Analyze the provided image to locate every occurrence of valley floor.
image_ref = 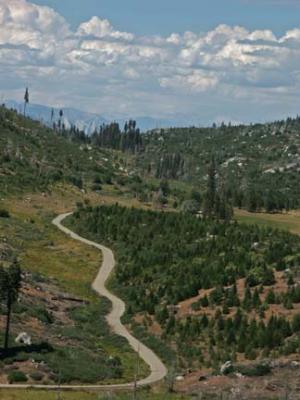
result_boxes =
[0,186,150,386]
[235,209,300,235]
[2,186,300,399]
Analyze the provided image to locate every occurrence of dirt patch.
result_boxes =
[176,361,300,399]
[134,313,163,336]
[177,270,300,322]
[0,272,87,384]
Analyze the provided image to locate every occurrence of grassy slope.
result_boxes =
[1,186,100,299]
[0,183,157,297]
[0,186,151,384]
[0,108,120,196]
[235,209,300,235]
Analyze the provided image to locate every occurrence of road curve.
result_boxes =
[0,212,167,391]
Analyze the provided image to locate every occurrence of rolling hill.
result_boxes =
[137,118,300,211]
[1,107,300,399]
[5,100,173,133]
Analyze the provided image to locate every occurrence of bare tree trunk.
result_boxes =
[4,296,11,352]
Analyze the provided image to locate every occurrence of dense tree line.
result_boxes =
[91,120,142,153]
[70,204,300,308]
[54,118,143,153]
[203,159,233,220]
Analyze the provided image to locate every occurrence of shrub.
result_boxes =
[181,199,200,214]
[191,301,201,311]
[292,314,300,332]
[31,306,54,324]
[0,209,10,218]
[91,183,102,192]
[13,353,29,362]
[3,358,14,365]
[236,363,271,377]
[68,175,83,189]
[93,176,102,184]
[103,174,113,184]
[7,371,28,383]
[49,170,63,182]
[29,371,44,381]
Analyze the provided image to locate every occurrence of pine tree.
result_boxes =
[252,288,261,309]
[24,87,29,116]
[222,303,229,315]
[204,158,217,218]
[201,314,209,328]
[58,109,63,130]
[201,295,209,307]
[266,289,276,304]
[292,314,300,333]
[242,286,252,311]
[0,260,22,352]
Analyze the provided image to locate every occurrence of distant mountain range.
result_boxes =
[5,100,174,133]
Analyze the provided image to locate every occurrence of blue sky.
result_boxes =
[33,0,300,37]
[1,0,300,125]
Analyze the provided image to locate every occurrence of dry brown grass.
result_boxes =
[235,209,300,235]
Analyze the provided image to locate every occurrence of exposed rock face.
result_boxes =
[15,332,32,346]
[220,361,233,375]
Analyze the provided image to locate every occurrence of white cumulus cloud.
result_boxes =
[1,0,300,123]
[78,16,134,41]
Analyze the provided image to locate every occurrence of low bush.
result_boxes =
[7,371,28,383]
[30,306,54,324]
[91,183,102,192]
[13,353,30,362]
[45,347,121,383]
[236,363,271,377]
[29,371,44,381]
[0,209,10,218]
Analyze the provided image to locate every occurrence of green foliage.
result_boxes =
[139,118,300,210]
[181,199,199,214]
[236,363,271,377]
[29,371,44,381]
[292,314,300,333]
[0,260,22,351]
[7,371,28,383]
[130,323,176,366]
[45,347,122,383]
[0,107,121,195]
[0,209,10,218]
[30,306,54,324]
[68,204,300,368]
[91,120,142,153]
[69,204,300,309]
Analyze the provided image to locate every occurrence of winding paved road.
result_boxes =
[0,212,167,390]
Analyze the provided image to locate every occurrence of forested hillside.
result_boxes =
[0,106,123,195]
[0,106,218,214]
[0,107,167,207]
[68,204,300,370]
[137,118,300,211]
[4,103,300,214]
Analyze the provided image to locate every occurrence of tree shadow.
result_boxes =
[0,342,54,360]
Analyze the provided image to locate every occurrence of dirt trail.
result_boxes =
[0,212,167,390]
[52,212,167,388]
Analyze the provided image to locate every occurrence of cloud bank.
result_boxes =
[1,0,300,123]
